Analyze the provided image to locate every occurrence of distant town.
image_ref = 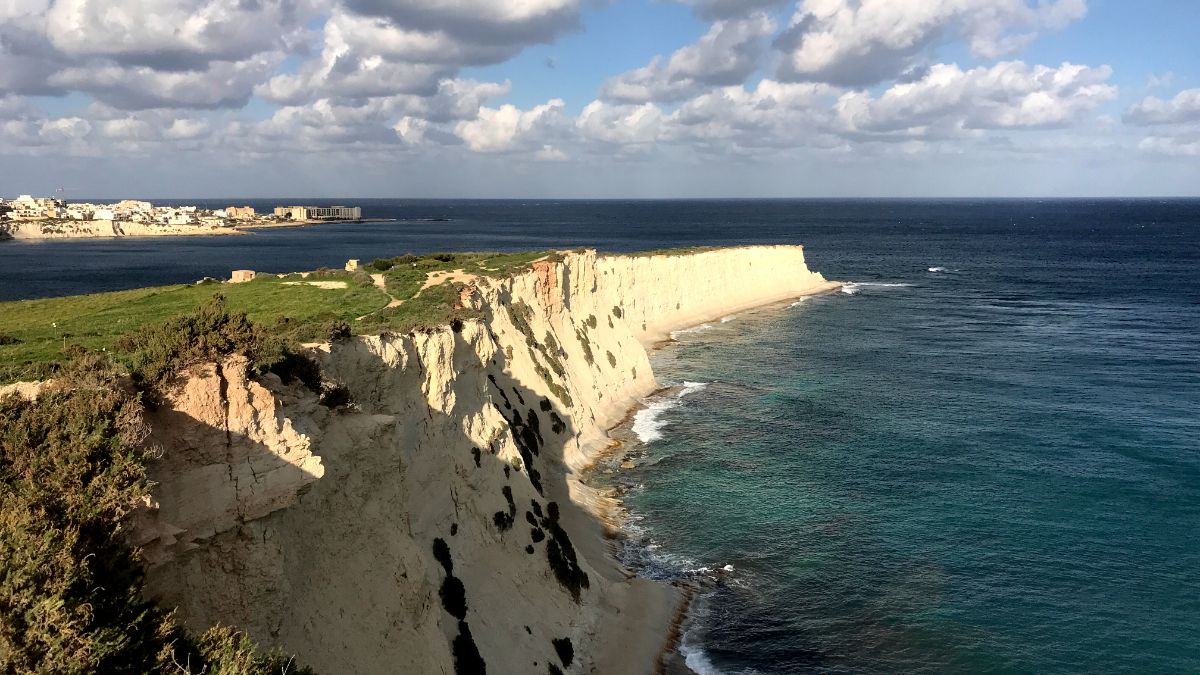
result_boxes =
[0,195,362,229]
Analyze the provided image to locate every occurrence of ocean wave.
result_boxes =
[842,281,912,295]
[670,323,714,338]
[681,642,726,675]
[720,315,736,323]
[631,382,708,444]
[928,266,947,272]
[790,298,809,307]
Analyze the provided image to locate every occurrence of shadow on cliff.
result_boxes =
[139,322,662,675]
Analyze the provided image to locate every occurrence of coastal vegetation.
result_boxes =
[0,348,313,673]
[0,251,555,385]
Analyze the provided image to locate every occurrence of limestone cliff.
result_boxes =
[132,246,836,674]
[0,220,239,239]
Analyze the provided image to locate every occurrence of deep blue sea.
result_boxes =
[2,199,1198,673]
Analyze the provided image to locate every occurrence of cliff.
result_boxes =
[129,246,837,673]
[0,220,240,239]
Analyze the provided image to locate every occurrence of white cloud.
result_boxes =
[836,61,1116,137]
[1124,89,1200,126]
[455,99,566,153]
[576,100,666,147]
[601,13,775,103]
[51,55,282,110]
[343,0,581,45]
[678,0,790,20]
[45,0,318,69]
[776,0,1088,86]
[1137,136,1200,157]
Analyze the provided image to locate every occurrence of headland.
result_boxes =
[0,246,838,673]
[0,195,391,240]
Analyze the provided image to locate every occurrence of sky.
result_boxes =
[1,0,1198,198]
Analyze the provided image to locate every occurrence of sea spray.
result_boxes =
[631,382,709,444]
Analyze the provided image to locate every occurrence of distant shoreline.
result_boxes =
[0,218,399,241]
[235,218,398,231]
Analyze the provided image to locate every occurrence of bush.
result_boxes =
[0,334,20,346]
[325,320,352,343]
[0,364,311,673]
[115,295,270,391]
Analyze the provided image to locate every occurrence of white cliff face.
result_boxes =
[1,220,239,239]
[134,246,836,674]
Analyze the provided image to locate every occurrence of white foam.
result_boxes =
[722,563,735,572]
[928,266,947,273]
[670,323,713,338]
[681,642,726,675]
[720,315,736,323]
[789,298,808,307]
[842,281,911,295]
[631,382,708,444]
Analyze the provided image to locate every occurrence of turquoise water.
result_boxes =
[5,199,1197,672]
[603,230,1199,673]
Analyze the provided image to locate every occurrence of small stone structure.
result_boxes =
[345,259,360,272]
[230,270,256,283]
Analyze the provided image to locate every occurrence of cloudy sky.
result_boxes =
[1,0,1197,197]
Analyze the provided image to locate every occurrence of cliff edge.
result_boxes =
[130,246,837,674]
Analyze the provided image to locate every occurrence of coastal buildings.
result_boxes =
[225,206,256,219]
[274,205,362,221]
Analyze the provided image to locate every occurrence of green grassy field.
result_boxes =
[0,251,557,384]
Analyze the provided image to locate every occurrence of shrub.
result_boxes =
[606,351,616,368]
[0,334,19,346]
[0,364,310,673]
[115,295,270,391]
[325,320,352,342]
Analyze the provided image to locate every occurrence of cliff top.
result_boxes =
[2,246,791,385]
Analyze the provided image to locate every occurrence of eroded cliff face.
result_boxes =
[134,246,836,674]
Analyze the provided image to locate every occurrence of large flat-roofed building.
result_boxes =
[225,206,256,219]
[273,205,361,221]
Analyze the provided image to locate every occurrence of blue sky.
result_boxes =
[1,0,1198,197]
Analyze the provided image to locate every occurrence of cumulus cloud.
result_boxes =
[776,0,1088,86]
[836,61,1116,137]
[601,13,775,103]
[343,0,582,46]
[666,79,841,149]
[44,0,318,70]
[52,55,282,110]
[455,99,566,153]
[1124,89,1200,126]
[1137,136,1200,157]
[576,101,665,147]
[677,0,790,20]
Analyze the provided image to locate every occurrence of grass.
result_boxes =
[0,252,561,384]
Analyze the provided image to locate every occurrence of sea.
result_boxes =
[2,199,1198,673]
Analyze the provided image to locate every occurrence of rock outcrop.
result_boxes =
[133,246,836,674]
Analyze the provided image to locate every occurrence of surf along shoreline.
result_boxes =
[578,284,844,673]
